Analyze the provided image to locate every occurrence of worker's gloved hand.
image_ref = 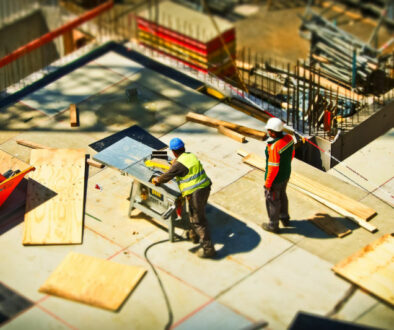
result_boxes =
[151,177,160,186]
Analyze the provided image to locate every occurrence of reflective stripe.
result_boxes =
[279,140,294,154]
[268,162,279,166]
[178,169,206,184]
[181,177,210,192]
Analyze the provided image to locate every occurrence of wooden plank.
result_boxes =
[239,151,376,220]
[332,234,394,306]
[16,139,104,169]
[294,186,377,233]
[39,252,146,311]
[186,112,267,140]
[217,125,246,143]
[69,104,79,127]
[308,213,352,238]
[237,150,377,232]
[290,172,376,221]
[23,149,86,245]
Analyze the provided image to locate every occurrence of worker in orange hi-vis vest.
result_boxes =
[261,118,295,233]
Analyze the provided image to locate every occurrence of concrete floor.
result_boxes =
[0,49,393,329]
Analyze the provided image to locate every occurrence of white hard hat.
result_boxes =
[265,118,284,132]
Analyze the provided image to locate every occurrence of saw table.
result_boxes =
[93,137,188,242]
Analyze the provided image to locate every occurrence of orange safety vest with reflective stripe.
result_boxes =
[265,134,295,188]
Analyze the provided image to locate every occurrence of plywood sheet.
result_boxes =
[39,252,146,311]
[308,213,351,238]
[23,149,86,245]
[332,234,394,306]
[0,150,30,173]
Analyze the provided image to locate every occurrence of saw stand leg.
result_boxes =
[169,212,175,242]
[128,180,139,217]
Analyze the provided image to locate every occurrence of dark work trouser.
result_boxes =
[264,180,290,228]
[187,185,213,250]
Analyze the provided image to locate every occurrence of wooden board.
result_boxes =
[187,112,267,140]
[217,125,246,143]
[23,149,86,245]
[290,171,376,221]
[294,186,377,233]
[69,104,79,127]
[238,150,377,232]
[16,139,104,169]
[308,213,352,238]
[39,252,146,311]
[332,234,394,306]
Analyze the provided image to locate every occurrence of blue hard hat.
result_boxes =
[169,138,184,150]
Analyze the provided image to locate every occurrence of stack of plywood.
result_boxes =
[137,1,236,77]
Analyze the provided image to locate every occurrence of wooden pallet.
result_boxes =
[333,234,394,306]
[39,252,146,311]
[23,149,86,245]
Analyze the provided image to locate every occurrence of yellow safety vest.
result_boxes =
[176,152,210,196]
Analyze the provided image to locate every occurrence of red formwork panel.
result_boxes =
[138,29,236,63]
[137,17,235,54]
[139,42,236,78]
[0,167,35,207]
[138,35,235,73]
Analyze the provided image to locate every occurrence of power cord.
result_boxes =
[144,239,173,330]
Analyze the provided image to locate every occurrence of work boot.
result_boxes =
[261,223,280,234]
[186,230,199,244]
[280,217,291,227]
[197,247,216,259]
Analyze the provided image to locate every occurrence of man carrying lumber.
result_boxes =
[262,118,295,233]
[152,138,216,258]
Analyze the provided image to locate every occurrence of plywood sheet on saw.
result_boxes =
[23,149,85,245]
[332,234,394,306]
[39,252,146,311]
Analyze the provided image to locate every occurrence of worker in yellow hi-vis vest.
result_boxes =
[152,138,216,258]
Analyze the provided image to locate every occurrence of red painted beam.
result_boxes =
[0,1,114,69]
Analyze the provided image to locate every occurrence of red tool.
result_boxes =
[0,167,35,207]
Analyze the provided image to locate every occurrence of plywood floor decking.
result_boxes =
[23,148,86,245]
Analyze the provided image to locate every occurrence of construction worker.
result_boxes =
[152,138,216,258]
[261,118,295,233]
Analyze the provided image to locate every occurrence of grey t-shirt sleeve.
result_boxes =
[156,160,188,184]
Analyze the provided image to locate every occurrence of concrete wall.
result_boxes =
[0,10,59,90]
[331,101,394,167]
[296,100,394,171]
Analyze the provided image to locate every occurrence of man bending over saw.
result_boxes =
[152,138,216,258]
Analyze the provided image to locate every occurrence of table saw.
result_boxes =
[93,137,188,242]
